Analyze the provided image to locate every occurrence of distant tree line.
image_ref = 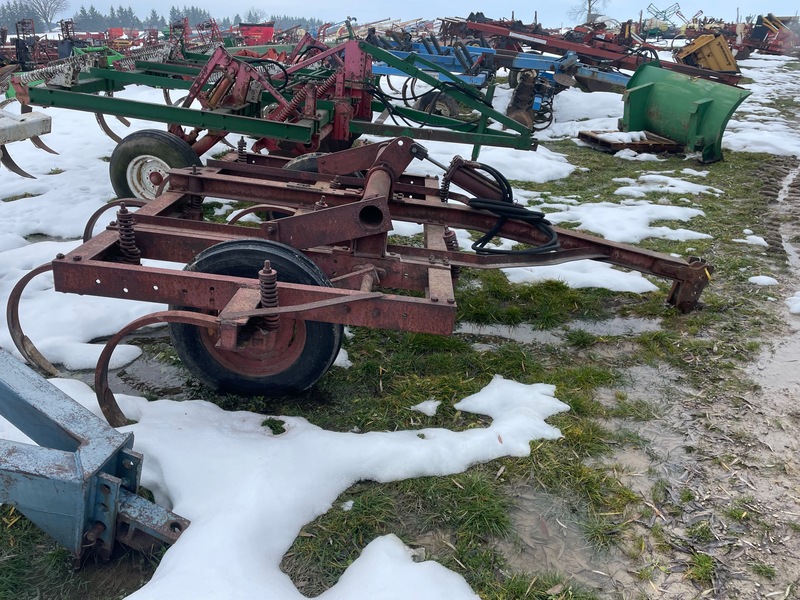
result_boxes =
[0,1,45,33]
[0,2,323,34]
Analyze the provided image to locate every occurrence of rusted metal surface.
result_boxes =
[8,136,713,416]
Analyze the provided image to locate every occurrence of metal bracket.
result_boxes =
[0,348,189,565]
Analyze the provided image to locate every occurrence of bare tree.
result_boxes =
[28,0,70,30]
[567,0,609,24]
[244,8,267,23]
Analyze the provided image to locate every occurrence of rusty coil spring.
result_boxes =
[270,72,337,122]
[258,261,280,330]
[116,204,141,264]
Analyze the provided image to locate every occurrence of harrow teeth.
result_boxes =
[0,144,35,178]
[30,135,58,154]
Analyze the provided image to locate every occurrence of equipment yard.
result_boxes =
[1,13,800,600]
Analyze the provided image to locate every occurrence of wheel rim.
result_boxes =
[433,99,455,116]
[169,239,343,395]
[126,153,171,200]
[197,316,308,378]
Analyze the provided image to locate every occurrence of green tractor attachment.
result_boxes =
[621,61,751,163]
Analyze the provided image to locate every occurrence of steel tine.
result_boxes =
[30,136,58,154]
[0,145,35,178]
[95,112,123,143]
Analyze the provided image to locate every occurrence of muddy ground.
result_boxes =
[495,161,800,599]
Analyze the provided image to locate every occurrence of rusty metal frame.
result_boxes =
[8,137,712,424]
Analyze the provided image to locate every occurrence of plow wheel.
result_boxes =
[412,91,461,118]
[169,240,343,396]
[109,129,202,200]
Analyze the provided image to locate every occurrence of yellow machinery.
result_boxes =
[674,33,739,73]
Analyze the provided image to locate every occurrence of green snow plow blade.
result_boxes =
[621,61,751,163]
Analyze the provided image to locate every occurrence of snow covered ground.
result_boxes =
[1,51,799,598]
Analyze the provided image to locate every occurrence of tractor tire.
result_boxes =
[169,239,343,396]
[110,129,201,200]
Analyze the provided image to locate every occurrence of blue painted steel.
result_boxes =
[0,348,188,561]
[382,42,630,90]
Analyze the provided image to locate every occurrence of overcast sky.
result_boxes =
[65,1,799,29]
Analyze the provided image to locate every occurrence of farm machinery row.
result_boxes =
[3,26,630,183]
[3,37,555,188]
[437,12,742,86]
[0,26,727,567]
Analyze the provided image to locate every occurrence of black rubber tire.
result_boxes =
[169,239,343,396]
[508,69,520,89]
[109,129,201,200]
[412,92,461,118]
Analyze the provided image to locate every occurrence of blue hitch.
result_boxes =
[0,348,189,565]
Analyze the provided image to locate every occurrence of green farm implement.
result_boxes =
[7,40,537,198]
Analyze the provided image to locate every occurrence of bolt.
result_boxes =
[72,255,82,261]
[122,458,135,469]
[56,253,65,259]
[83,522,106,544]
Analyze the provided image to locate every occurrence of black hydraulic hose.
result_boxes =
[250,59,289,91]
[464,162,560,255]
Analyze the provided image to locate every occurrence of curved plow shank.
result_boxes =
[1,106,55,174]
[18,106,59,154]
[0,144,35,178]
[29,136,58,154]
[95,111,124,143]
[95,310,221,427]
[6,263,60,376]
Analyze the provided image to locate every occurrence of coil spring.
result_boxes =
[18,54,94,84]
[258,261,280,331]
[182,195,203,220]
[270,72,337,122]
[237,137,247,162]
[114,43,175,71]
[116,204,141,264]
[443,228,461,279]
[439,174,451,202]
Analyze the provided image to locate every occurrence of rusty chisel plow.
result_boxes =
[8,137,712,427]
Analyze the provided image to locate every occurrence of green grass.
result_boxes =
[2,192,40,202]
[751,562,777,579]
[686,552,715,585]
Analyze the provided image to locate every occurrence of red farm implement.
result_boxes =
[8,137,713,426]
